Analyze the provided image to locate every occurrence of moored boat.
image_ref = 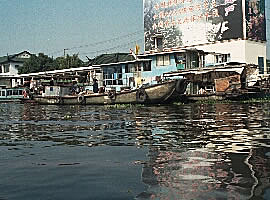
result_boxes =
[32,79,187,105]
[0,86,30,103]
[166,63,270,103]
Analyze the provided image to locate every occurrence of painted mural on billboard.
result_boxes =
[246,0,266,41]
[144,0,244,51]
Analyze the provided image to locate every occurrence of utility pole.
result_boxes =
[64,48,70,57]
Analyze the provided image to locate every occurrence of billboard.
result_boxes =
[144,0,244,51]
[246,0,266,41]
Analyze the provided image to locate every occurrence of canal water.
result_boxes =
[0,103,270,200]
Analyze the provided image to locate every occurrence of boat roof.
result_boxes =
[16,66,101,78]
[14,53,151,79]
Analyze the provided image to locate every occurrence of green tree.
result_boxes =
[19,53,84,74]
[18,53,53,74]
[53,54,84,70]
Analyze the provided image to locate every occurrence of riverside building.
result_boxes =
[144,0,268,75]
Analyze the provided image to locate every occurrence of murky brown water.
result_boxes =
[0,103,270,199]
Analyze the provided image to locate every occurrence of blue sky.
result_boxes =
[0,0,144,59]
[0,0,269,60]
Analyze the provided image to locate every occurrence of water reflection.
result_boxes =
[139,146,270,200]
[0,103,270,199]
[134,103,270,200]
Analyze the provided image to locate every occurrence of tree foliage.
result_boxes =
[18,53,84,74]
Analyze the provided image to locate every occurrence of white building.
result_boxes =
[144,0,268,75]
[194,39,267,74]
[0,51,31,87]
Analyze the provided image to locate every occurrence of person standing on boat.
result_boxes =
[93,78,99,93]
[50,78,54,86]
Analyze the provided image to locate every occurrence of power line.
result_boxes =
[48,30,143,57]
[69,30,143,51]
[80,39,143,57]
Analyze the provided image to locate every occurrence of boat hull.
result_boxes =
[0,98,23,103]
[182,89,270,103]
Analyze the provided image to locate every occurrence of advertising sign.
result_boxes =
[144,0,244,51]
[246,0,266,41]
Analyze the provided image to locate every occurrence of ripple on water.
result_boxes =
[1,103,270,199]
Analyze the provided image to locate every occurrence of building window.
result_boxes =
[258,57,264,74]
[4,64,9,73]
[143,61,151,71]
[103,66,123,86]
[0,65,2,73]
[157,55,170,66]
[134,62,142,72]
[106,80,112,85]
[7,90,12,96]
[125,64,136,73]
[125,64,129,73]
[13,90,19,95]
[267,60,270,74]
[215,54,230,63]
[175,53,186,70]
[1,91,5,96]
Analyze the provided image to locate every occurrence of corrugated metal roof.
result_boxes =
[88,53,135,66]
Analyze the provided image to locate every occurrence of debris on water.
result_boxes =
[34,163,47,166]
[133,160,146,165]
[58,163,80,166]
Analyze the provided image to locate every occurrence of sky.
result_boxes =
[0,0,144,60]
[0,0,269,60]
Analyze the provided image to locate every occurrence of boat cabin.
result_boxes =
[42,86,71,97]
[164,63,259,100]
[0,86,26,102]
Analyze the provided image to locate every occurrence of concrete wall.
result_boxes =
[194,39,267,73]
[245,40,267,73]
[195,40,246,63]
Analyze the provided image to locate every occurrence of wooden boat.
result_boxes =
[32,79,187,105]
[182,85,270,103]
[175,64,270,103]
[0,87,30,103]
